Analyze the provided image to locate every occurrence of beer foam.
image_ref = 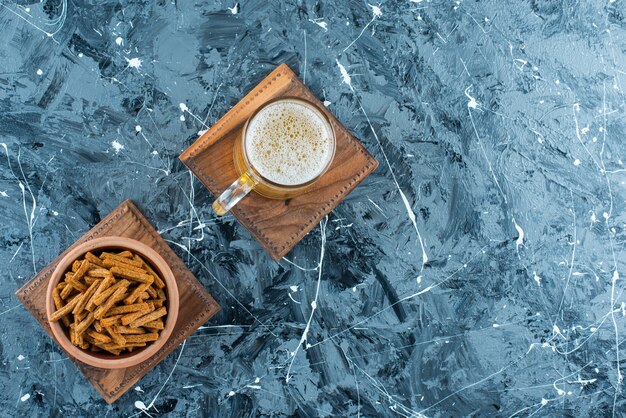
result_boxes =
[245,100,333,186]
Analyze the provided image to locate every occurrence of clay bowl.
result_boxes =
[45,236,179,369]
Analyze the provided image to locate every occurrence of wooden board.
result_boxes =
[179,63,379,260]
[15,200,221,404]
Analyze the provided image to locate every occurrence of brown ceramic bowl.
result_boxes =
[45,236,179,369]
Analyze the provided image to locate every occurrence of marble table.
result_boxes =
[1,0,625,416]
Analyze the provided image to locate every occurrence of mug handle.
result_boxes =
[212,173,256,216]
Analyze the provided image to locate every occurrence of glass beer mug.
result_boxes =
[213,97,336,215]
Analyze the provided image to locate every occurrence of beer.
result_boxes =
[214,97,336,215]
[245,99,334,186]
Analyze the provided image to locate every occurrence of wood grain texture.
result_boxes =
[15,200,221,404]
[179,63,379,260]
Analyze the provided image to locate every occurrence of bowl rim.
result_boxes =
[45,236,179,369]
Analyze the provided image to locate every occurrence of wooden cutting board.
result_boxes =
[15,200,221,404]
[180,63,379,260]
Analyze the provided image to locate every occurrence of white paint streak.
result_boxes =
[0,305,19,317]
[556,190,577,318]
[282,257,319,272]
[180,102,210,132]
[308,18,328,31]
[286,217,327,383]
[399,189,429,269]
[9,242,23,263]
[464,86,479,109]
[3,144,37,272]
[302,29,307,84]
[287,292,301,305]
[369,4,382,17]
[342,5,381,53]
[466,87,507,204]
[111,140,124,153]
[572,104,602,171]
[610,270,622,386]
[336,60,352,87]
[126,57,142,69]
[0,0,67,39]
[337,61,428,271]
[512,217,524,253]
[367,197,386,217]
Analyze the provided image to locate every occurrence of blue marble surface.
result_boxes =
[1,0,626,416]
